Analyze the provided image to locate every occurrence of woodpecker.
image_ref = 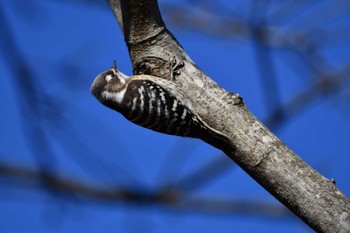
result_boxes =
[91,60,231,150]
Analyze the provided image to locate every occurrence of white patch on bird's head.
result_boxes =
[116,72,127,84]
[107,68,130,85]
[117,71,129,80]
[105,74,113,82]
[101,65,130,83]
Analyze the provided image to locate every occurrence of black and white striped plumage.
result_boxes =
[91,63,230,148]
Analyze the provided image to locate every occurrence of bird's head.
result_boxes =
[91,61,129,105]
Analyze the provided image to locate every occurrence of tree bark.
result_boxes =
[107,0,350,232]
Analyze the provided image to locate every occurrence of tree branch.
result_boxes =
[0,162,290,218]
[107,1,350,232]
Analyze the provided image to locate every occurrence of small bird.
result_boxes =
[91,60,232,151]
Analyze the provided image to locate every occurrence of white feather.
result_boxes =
[105,74,113,82]
[101,89,126,104]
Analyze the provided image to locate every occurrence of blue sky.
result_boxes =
[1,1,349,233]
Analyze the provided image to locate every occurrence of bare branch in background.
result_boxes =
[0,162,291,218]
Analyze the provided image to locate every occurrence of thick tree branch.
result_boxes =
[107,1,350,232]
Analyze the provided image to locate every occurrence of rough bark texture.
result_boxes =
[108,0,350,232]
